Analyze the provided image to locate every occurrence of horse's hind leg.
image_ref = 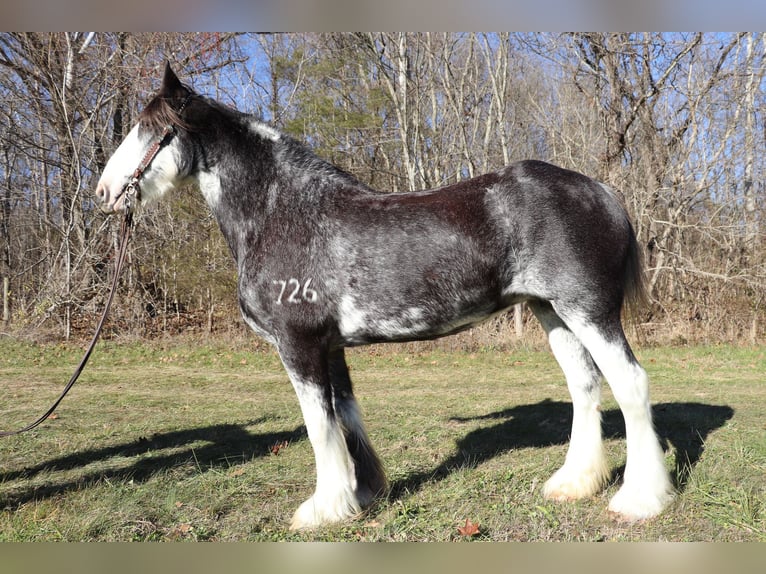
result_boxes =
[529,301,610,501]
[278,342,362,530]
[328,349,387,507]
[557,307,675,520]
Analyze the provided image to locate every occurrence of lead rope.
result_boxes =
[0,209,133,437]
[1,92,190,437]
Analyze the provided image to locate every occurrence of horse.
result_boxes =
[96,64,674,529]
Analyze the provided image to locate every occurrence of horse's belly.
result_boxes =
[337,294,502,345]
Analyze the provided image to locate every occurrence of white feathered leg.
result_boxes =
[531,303,610,501]
[281,357,362,530]
[568,319,675,520]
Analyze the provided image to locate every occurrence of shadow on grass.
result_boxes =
[388,399,734,501]
[1,400,733,512]
[0,417,307,509]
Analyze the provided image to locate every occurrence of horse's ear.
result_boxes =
[160,62,183,96]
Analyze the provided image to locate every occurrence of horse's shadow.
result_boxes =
[0,417,307,509]
[388,399,735,501]
[1,400,733,511]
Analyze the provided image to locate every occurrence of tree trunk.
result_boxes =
[2,276,9,325]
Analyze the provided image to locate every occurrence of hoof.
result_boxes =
[288,493,361,530]
[543,462,610,501]
[607,484,675,521]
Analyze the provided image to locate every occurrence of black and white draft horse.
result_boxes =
[96,65,674,529]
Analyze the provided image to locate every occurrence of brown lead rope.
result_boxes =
[0,210,133,437]
[1,96,186,437]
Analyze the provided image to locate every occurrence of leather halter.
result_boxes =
[113,92,192,213]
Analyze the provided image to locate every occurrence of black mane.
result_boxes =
[139,81,195,132]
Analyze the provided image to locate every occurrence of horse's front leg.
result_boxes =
[328,349,387,507]
[279,342,362,530]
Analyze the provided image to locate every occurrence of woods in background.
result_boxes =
[1,33,763,344]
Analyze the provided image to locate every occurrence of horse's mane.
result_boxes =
[139,82,195,132]
[276,135,370,189]
[141,83,369,191]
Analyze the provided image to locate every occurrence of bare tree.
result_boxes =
[1,32,762,343]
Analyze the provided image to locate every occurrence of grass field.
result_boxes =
[0,337,763,541]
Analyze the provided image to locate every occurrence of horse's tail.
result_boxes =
[622,219,649,323]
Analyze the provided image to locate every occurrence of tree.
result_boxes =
[1,33,762,343]
[0,32,245,337]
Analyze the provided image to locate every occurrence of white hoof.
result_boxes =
[289,492,362,530]
[543,460,610,501]
[607,483,675,521]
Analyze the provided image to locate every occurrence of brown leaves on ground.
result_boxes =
[270,440,288,455]
[167,523,193,540]
[457,518,481,537]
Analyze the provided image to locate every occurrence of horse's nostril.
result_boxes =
[96,183,105,201]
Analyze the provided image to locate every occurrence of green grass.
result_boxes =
[0,338,763,541]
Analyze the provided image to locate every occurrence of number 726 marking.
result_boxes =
[273,278,318,304]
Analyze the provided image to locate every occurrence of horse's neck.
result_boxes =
[194,141,311,262]
[195,127,370,263]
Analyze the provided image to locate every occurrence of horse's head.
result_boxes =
[96,63,195,213]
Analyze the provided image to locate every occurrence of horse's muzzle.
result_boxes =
[95,180,126,213]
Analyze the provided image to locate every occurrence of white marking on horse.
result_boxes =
[531,303,609,501]
[96,125,142,209]
[96,124,185,210]
[338,296,432,340]
[250,120,281,142]
[338,295,368,338]
[198,169,222,209]
[374,307,429,338]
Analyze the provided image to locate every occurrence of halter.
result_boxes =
[113,92,192,214]
[0,92,192,437]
